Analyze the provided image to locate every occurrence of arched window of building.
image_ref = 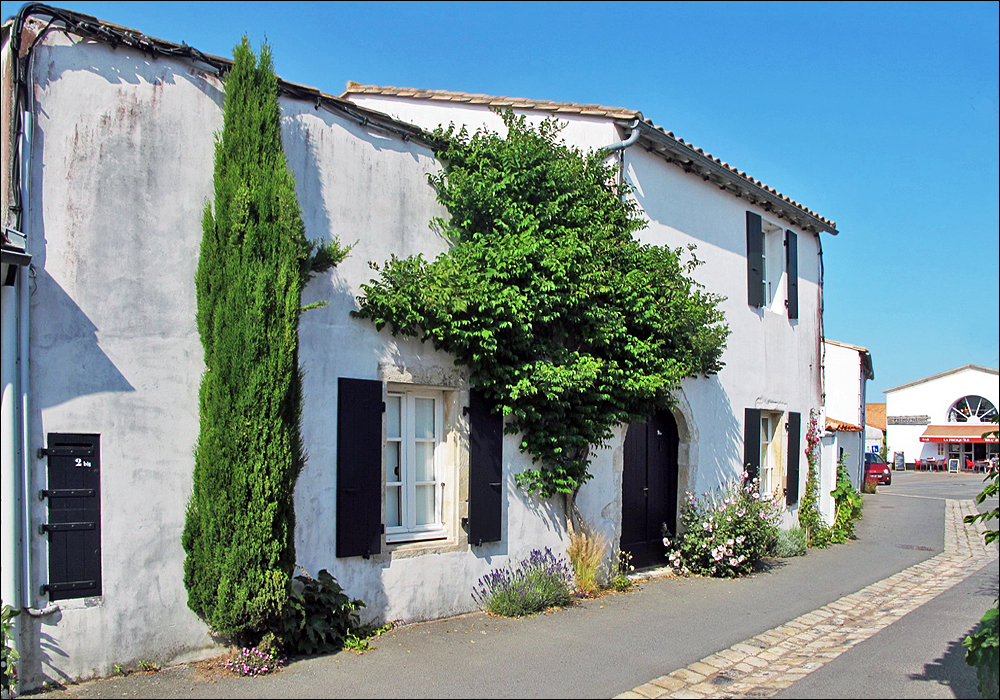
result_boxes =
[947,395,997,423]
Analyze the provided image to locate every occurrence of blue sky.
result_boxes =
[3,1,998,396]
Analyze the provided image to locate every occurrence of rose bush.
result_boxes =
[663,475,782,577]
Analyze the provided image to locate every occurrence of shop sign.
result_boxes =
[888,415,931,425]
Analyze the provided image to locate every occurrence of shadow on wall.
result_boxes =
[30,269,136,409]
[20,608,69,691]
[36,39,225,107]
[680,374,743,495]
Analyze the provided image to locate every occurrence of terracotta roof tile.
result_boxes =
[827,417,863,432]
[342,83,837,232]
[866,403,887,431]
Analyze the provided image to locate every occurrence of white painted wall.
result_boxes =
[349,93,827,517]
[10,26,830,690]
[885,366,999,466]
[10,29,624,689]
[824,342,864,426]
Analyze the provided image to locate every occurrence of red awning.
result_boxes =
[919,425,999,443]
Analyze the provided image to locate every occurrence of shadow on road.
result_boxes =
[907,623,983,699]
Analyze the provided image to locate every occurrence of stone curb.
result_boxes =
[613,499,997,699]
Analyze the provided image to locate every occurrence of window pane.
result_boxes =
[415,484,435,526]
[387,395,401,439]
[414,398,435,439]
[415,442,435,482]
[386,485,401,528]
[386,442,400,481]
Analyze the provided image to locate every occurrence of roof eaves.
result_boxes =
[884,364,1000,394]
[338,84,837,233]
[10,5,444,152]
[633,121,838,235]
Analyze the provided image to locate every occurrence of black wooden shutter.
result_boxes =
[743,408,761,483]
[41,433,101,600]
[337,377,383,558]
[786,411,801,506]
[468,388,503,545]
[746,212,765,308]
[785,230,799,320]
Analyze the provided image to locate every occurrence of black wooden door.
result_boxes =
[621,410,679,569]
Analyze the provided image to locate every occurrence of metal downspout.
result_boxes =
[600,119,641,197]
[601,119,641,153]
[17,27,57,623]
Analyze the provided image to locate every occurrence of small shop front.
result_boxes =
[918,424,999,471]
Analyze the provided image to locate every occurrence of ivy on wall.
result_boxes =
[355,110,728,525]
[182,38,348,643]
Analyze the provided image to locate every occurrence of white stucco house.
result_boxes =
[821,339,874,489]
[865,403,886,457]
[884,365,999,470]
[2,6,840,691]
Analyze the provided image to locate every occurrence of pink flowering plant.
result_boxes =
[662,474,782,577]
[224,646,284,677]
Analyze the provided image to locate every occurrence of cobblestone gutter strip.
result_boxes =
[615,499,997,700]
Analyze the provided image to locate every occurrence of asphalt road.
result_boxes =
[25,470,999,699]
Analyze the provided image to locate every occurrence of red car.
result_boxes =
[865,453,892,485]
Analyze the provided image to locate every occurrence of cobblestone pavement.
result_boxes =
[614,499,998,700]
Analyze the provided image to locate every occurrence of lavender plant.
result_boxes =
[472,548,573,617]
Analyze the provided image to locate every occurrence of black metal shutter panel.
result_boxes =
[786,411,801,506]
[468,388,503,545]
[44,433,101,600]
[743,409,761,483]
[785,230,799,320]
[336,377,383,558]
[746,212,765,308]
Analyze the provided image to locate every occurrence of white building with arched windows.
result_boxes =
[884,365,999,470]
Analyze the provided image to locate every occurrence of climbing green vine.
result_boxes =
[354,110,729,524]
[799,408,831,546]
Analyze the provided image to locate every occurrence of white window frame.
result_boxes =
[385,388,447,543]
[759,414,775,496]
[761,219,784,308]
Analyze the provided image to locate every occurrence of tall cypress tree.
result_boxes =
[182,37,346,642]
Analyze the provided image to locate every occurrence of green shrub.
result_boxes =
[282,569,365,655]
[354,109,729,522]
[772,527,808,558]
[1,603,19,694]
[829,454,863,543]
[663,476,781,577]
[964,460,999,699]
[181,37,347,644]
[472,548,573,617]
[607,550,635,592]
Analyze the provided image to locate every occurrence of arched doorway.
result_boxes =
[621,410,679,569]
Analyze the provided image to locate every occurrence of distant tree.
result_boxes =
[182,37,348,643]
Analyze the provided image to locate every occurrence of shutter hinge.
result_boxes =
[39,521,96,535]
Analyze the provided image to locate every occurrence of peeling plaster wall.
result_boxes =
[21,33,224,689]
[16,31,615,689]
